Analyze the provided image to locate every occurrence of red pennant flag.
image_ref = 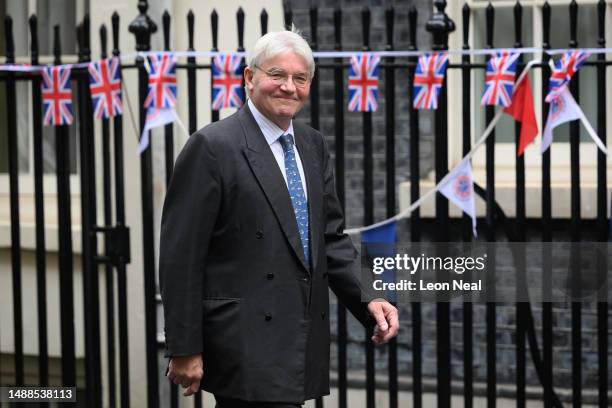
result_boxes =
[503,75,538,156]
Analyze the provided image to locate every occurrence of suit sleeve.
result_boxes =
[321,135,376,328]
[159,131,221,357]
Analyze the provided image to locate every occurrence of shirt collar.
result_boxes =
[248,99,294,146]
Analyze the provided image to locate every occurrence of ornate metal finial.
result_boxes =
[100,25,108,59]
[187,10,195,50]
[4,16,14,62]
[29,15,39,63]
[283,2,292,30]
[260,9,268,36]
[236,7,245,51]
[408,6,417,50]
[162,10,170,50]
[425,0,456,50]
[211,9,218,51]
[128,0,157,52]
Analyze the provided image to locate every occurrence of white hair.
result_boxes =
[247,27,315,79]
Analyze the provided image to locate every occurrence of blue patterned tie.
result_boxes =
[278,134,310,265]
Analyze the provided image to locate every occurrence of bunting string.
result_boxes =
[344,60,539,235]
[1,47,611,73]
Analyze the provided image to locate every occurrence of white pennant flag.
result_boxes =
[541,87,608,155]
[541,87,581,153]
[139,107,187,154]
[439,159,477,237]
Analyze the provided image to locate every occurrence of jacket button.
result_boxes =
[321,312,326,320]
[322,272,328,279]
[265,313,272,321]
[300,276,309,282]
[255,230,264,239]
[267,273,274,280]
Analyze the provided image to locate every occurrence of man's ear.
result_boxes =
[244,66,254,92]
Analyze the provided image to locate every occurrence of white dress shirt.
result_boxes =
[248,99,308,200]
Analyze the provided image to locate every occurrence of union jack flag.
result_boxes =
[41,66,73,126]
[88,57,122,119]
[144,53,177,109]
[212,53,244,109]
[348,53,380,112]
[481,52,519,107]
[545,50,590,102]
[412,52,449,110]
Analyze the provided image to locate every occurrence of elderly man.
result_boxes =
[159,29,399,408]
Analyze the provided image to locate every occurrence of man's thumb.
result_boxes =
[373,310,388,331]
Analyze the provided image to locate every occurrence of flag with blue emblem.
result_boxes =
[348,53,380,112]
[212,53,244,109]
[439,160,477,237]
[481,51,519,107]
[412,52,449,110]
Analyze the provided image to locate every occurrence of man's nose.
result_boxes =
[280,77,297,93]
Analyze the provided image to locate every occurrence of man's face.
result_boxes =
[245,52,311,129]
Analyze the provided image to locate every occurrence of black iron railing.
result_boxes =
[1,1,610,408]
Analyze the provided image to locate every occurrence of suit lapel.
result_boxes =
[294,123,321,272]
[238,105,310,272]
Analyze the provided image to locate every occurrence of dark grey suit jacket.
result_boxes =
[159,104,375,403]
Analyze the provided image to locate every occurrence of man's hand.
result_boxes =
[167,353,203,396]
[367,299,399,344]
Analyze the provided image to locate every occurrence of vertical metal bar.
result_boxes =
[162,12,175,186]
[484,4,496,407]
[4,14,24,387]
[112,12,131,408]
[284,6,292,30]
[540,4,553,408]
[309,6,319,131]
[360,8,376,408]
[407,7,421,408]
[237,7,245,106]
[210,10,219,123]
[184,11,202,408]
[384,6,397,408]
[309,7,322,407]
[29,13,49,388]
[595,2,608,407]
[128,2,159,406]
[260,9,268,36]
[512,4,526,408]
[384,5,396,236]
[567,2,582,407]
[407,7,421,242]
[77,15,103,407]
[53,23,77,389]
[99,23,117,408]
[187,10,197,135]
[426,2,454,407]
[333,8,347,408]
[139,37,160,408]
[460,5,473,408]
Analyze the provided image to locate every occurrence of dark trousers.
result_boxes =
[214,396,303,408]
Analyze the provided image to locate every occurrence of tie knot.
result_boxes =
[278,134,294,152]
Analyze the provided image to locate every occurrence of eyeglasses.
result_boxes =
[255,66,310,88]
